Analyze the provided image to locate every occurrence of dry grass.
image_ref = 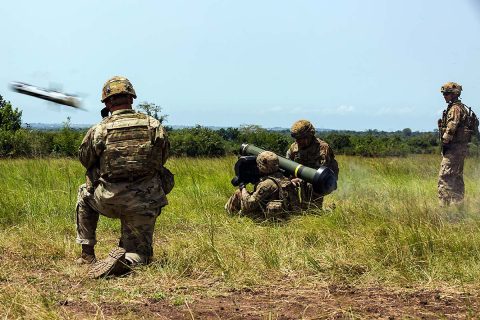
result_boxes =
[1,155,480,318]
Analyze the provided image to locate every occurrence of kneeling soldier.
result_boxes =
[286,120,339,209]
[225,151,297,219]
[76,76,172,278]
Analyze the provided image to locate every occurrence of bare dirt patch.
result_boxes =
[62,283,480,319]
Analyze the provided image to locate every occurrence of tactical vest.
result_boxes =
[265,176,301,213]
[290,144,321,168]
[440,102,478,143]
[290,139,339,179]
[99,113,156,181]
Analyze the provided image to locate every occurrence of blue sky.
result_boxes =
[1,0,480,131]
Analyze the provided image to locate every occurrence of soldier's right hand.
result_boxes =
[291,178,302,187]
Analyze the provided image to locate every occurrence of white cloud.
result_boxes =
[374,106,414,116]
[259,105,356,115]
[323,105,355,115]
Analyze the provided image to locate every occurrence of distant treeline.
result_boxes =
[2,93,478,158]
[2,122,479,158]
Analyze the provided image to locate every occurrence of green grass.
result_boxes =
[1,155,480,317]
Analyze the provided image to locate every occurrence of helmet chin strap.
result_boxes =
[449,96,460,103]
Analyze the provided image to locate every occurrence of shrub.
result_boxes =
[169,126,226,157]
[237,125,291,155]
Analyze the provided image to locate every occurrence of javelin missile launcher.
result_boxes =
[231,143,337,196]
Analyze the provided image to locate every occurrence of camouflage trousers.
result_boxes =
[225,189,242,214]
[225,189,289,219]
[438,144,468,206]
[76,184,161,264]
[225,190,271,218]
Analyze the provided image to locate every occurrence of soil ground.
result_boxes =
[61,281,480,319]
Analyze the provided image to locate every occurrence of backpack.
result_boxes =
[465,105,480,140]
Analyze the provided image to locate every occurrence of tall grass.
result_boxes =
[0,155,480,317]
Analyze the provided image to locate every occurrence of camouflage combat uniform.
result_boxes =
[438,100,470,205]
[225,172,290,219]
[226,151,297,219]
[286,137,339,208]
[76,109,169,264]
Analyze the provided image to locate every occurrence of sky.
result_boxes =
[1,0,480,131]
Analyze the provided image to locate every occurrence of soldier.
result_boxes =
[225,151,297,219]
[437,82,477,206]
[286,120,339,209]
[76,76,172,278]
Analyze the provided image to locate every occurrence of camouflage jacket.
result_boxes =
[439,100,470,144]
[286,137,339,178]
[78,109,170,212]
[240,172,287,214]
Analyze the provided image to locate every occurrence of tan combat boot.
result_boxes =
[76,244,96,265]
[87,247,130,279]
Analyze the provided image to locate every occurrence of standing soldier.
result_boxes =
[438,82,478,206]
[286,120,339,209]
[76,76,173,278]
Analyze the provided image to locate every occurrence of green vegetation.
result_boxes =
[0,98,461,158]
[0,94,22,132]
[0,155,479,317]
[0,122,468,158]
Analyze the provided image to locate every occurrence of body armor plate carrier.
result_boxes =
[100,114,155,181]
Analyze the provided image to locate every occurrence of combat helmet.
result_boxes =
[440,82,462,95]
[256,151,279,174]
[290,120,316,139]
[101,76,137,102]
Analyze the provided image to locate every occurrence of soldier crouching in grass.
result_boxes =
[437,82,478,207]
[75,76,173,279]
[225,151,299,220]
[286,120,339,210]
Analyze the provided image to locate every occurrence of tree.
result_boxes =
[136,102,168,124]
[238,125,290,154]
[169,126,226,156]
[324,133,353,152]
[402,128,412,137]
[0,95,22,132]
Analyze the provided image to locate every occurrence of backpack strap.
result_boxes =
[265,177,284,201]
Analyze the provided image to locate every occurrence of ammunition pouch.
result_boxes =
[266,200,284,216]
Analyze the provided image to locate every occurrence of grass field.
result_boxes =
[1,155,480,318]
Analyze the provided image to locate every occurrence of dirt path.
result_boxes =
[62,283,480,319]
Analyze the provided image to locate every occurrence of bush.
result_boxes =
[237,125,291,155]
[169,126,226,157]
[0,95,22,132]
[51,118,84,157]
